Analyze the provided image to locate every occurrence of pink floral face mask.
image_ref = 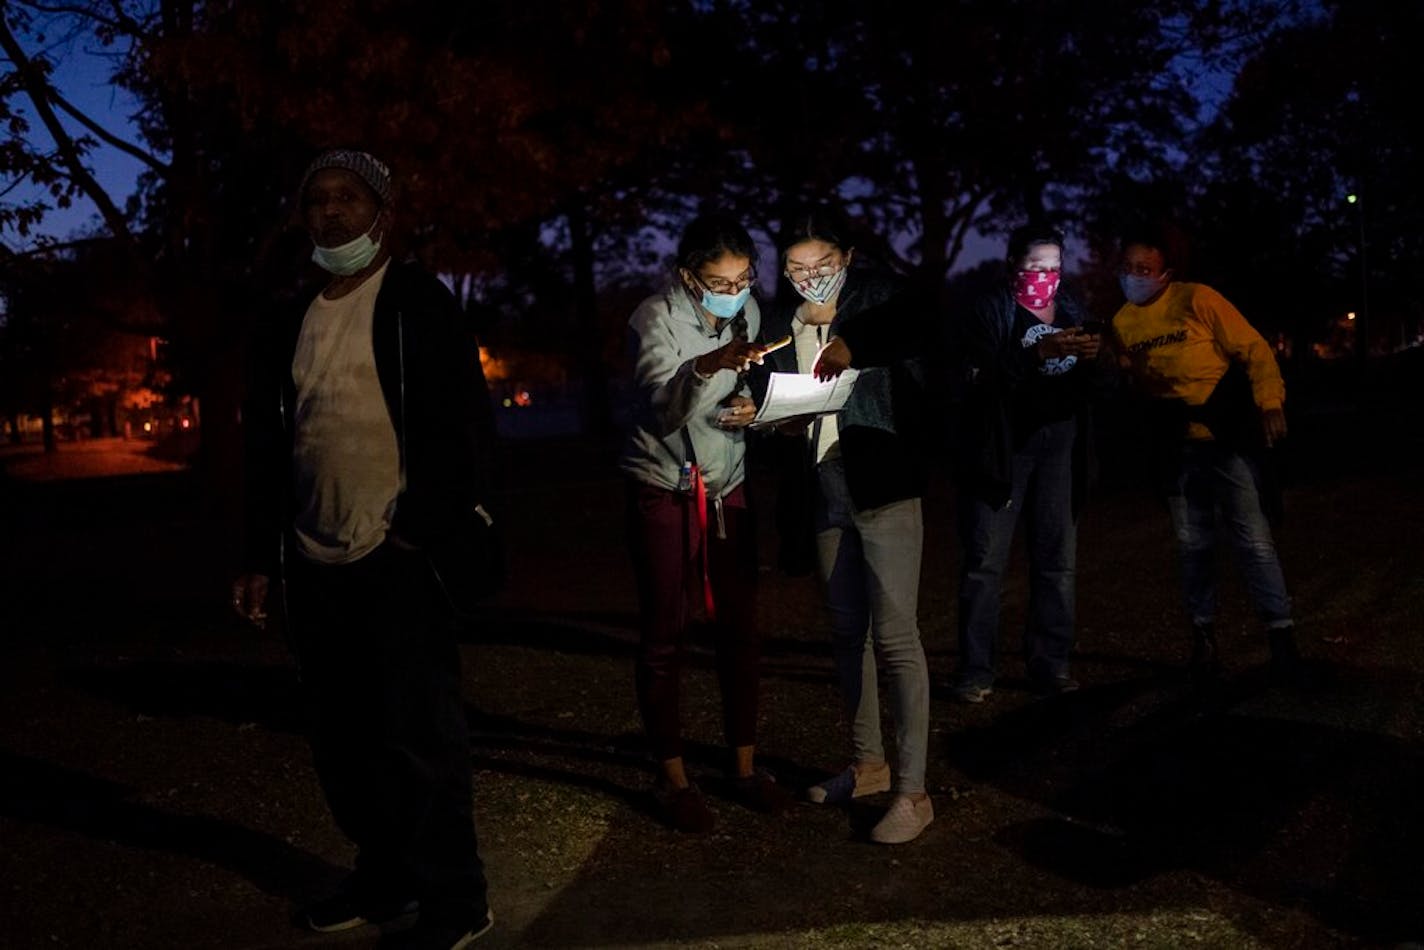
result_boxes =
[1013,269,1060,310]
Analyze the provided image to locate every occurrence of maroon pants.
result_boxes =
[626,479,760,762]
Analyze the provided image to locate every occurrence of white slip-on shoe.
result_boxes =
[869,794,934,844]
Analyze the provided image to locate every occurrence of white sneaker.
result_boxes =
[869,794,933,844]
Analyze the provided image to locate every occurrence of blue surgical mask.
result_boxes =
[699,286,751,319]
[312,222,382,276]
[1119,273,1167,305]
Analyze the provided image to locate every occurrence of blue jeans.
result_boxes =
[815,458,930,795]
[1167,441,1292,629]
[957,419,1077,687]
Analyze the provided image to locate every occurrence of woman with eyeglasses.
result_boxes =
[951,223,1103,705]
[753,207,934,844]
[619,213,790,833]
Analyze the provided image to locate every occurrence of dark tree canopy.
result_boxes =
[7,0,1397,448]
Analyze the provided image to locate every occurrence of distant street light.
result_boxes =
[1347,192,1369,361]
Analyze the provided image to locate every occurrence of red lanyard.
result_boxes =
[690,464,716,622]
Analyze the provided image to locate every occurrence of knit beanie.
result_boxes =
[299,149,392,204]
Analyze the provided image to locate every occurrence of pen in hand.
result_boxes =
[759,334,792,356]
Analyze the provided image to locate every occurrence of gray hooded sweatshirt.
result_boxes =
[619,285,761,498]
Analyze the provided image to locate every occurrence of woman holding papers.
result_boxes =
[951,223,1103,704]
[754,208,934,844]
[618,213,791,833]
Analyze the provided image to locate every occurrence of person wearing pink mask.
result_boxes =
[951,224,1104,703]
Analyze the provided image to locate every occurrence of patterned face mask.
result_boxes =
[1013,269,1060,310]
[789,267,848,305]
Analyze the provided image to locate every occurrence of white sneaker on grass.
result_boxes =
[869,794,933,844]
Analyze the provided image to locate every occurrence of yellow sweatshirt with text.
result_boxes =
[1112,282,1285,441]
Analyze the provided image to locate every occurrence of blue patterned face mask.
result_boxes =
[699,285,751,319]
[311,222,382,276]
[1119,272,1167,305]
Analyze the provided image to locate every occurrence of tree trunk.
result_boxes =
[41,397,55,454]
[196,364,245,570]
[567,199,613,442]
[912,153,952,307]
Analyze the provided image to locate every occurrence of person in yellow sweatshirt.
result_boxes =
[1110,233,1300,681]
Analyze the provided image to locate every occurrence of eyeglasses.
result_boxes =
[784,254,844,282]
[693,267,757,296]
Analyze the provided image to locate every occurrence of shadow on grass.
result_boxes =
[951,664,1424,944]
[54,635,1424,943]
[510,662,1422,946]
[65,659,306,735]
[0,749,344,902]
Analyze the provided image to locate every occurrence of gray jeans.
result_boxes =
[815,458,930,795]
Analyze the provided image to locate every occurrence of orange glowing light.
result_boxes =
[479,347,508,382]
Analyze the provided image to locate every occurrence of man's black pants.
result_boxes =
[286,542,488,919]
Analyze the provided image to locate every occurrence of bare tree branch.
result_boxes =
[0,174,34,199]
[0,7,134,243]
[6,233,113,258]
[49,85,168,173]
[944,193,988,276]
[14,0,143,36]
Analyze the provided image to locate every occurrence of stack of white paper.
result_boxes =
[750,370,861,427]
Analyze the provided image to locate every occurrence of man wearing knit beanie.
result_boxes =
[234,148,499,949]
[299,148,393,206]
[298,149,395,282]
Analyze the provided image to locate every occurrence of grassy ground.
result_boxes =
[2,367,1421,949]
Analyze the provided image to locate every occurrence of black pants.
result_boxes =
[286,542,488,919]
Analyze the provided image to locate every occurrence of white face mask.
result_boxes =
[311,220,382,276]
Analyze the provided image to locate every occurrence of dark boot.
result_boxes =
[1190,622,1222,683]
[1268,625,1303,684]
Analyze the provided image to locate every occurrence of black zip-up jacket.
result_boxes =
[957,283,1102,515]
[240,260,498,578]
[751,271,930,574]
